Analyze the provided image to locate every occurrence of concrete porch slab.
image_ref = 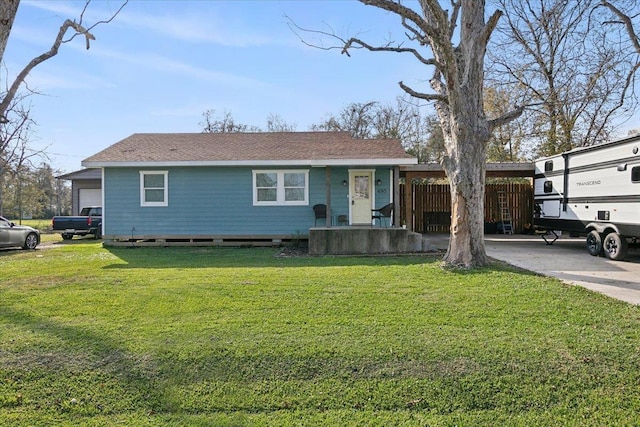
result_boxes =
[309,227,429,255]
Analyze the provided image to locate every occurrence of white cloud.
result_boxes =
[111,2,294,48]
[151,103,210,118]
[21,0,83,17]
[22,67,117,91]
[126,12,273,47]
[8,22,52,48]
[94,47,270,88]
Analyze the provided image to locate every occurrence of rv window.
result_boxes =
[544,160,553,172]
[632,166,640,183]
[543,181,553,193]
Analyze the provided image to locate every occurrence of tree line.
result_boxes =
[0,162,70,219]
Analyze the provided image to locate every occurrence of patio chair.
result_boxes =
[313,204,327,226]
[371,203,393,227]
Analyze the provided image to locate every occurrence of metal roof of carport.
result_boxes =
[56,168,102,180]
[400,162,535,178]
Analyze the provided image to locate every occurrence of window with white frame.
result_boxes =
[140,171,168,207]
[253,170,308,205]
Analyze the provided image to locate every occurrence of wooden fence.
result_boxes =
[399,182,533,234]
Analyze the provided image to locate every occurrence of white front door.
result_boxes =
[350,171,374,224]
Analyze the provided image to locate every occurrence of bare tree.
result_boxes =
[598,1,640,108]
[373,97,418,139]
[200,109,261,133]
[373,96,441,163]
[489,0,638,156]
[310,101,378,139]
[0,1,128,123]
[265,113,297,132]
[291,0,524,267]
[309,96,442,163]
[483,84,530,161]
[599,1,640,54]
[200,110,297,133]
[0,1,126,214]
[0,92,43,216]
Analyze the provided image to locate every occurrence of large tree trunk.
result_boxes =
[443,134,489,267]
[437,1,494,267]
[439,102,491,267]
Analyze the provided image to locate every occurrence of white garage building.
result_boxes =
[56,168,102,215]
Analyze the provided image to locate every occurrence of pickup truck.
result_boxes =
[52,207,102,240]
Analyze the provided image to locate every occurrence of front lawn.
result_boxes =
[1,243,639,426]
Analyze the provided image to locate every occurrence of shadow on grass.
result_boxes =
[51,236,102,245]
[0,304,175,415]
[0,303,546,418]
[0,300,493,416]
[102,246,449,270]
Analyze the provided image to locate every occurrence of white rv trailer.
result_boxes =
[533,134,640,260]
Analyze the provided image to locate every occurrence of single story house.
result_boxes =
[81,131,417,245]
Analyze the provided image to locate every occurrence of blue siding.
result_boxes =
[103,166,392,236]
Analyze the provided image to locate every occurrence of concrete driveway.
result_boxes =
[427,234,640,305]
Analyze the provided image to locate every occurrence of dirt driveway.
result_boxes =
[428,234,640,305]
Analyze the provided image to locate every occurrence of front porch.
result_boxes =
[308,226,436,255]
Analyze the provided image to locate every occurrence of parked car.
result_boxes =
[51,207,102,240]
[0,216,40,250]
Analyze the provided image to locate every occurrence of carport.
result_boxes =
[399,162,536,233]
[56,168,102,215]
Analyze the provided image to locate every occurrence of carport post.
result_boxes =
[404,171,414,231]
[325,166,331,227]
[393,166,400,227]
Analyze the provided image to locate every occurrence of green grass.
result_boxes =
[8,218,52,231]
[1,243,640,426]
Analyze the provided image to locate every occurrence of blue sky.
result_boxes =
[5,0,430,173]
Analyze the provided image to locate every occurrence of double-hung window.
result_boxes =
[253,170,308,206]
[140,171,168,207]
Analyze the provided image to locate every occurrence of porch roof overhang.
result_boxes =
[56,167,102,180]
[400,162,535,178]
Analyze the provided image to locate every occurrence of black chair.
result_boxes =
[371,203,393,227]
[313,204,327,226]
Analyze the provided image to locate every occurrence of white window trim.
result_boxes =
[140,170,168,207]
[253,170,309,206]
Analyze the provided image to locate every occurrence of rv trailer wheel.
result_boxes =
[603,233,628,261]
[586,230,603,256]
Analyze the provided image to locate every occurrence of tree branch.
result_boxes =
[488,105,525,131]
[399,80,447,102]
[361,0,444,43]
[482,10,504,45]
[600,1,640,55]
[0,1,128,123]
[401,16,429,46]
[0,19,91,122]
[341,36,437,66]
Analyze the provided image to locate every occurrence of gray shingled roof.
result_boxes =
[82,132,417,166]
